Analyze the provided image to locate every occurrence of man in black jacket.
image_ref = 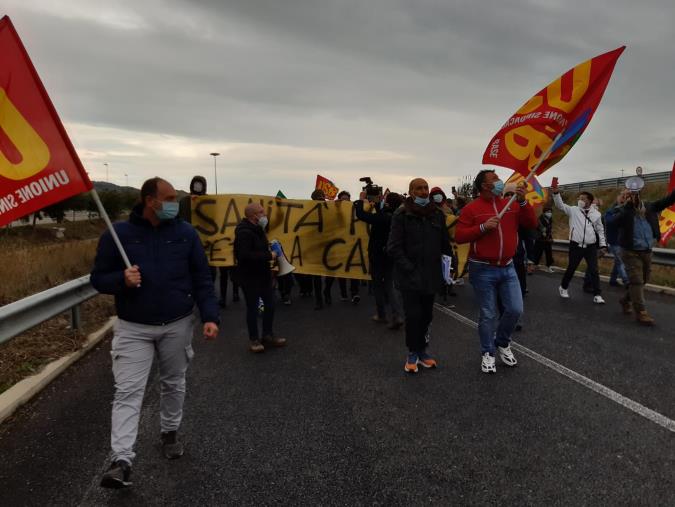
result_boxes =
[92,177,219,488]
[387,178,452,373]
[610,187,675,325]
[355,191,405,329]
[234,203,287,351]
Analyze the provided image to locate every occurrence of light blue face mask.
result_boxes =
[155,201,179,220]
[491,180,505,197]
[414,196,430,206]
[258,216,269,229]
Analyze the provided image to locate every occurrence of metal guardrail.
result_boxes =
[553,171,670,192]
[552,240,675,267]
[0,275,98,345]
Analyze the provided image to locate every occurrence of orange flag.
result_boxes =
[483,46,625,178]
[659,161,675,246]
[0,16,92,227]
[315,174,339,200]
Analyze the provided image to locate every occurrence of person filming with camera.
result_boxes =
[354,179,405,330]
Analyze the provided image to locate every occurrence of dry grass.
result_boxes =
[0,220,115,394]
[0,239,99,305]
[0,295,115,394]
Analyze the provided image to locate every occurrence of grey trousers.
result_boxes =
[110,315,195,464]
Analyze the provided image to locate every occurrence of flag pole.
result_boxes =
[90,187,132,269]
[496,132,563,219]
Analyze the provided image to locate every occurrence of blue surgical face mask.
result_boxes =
[414,196,430,206]
[432,194,444,204]
[491,180,505,196]
[257,216,269,229]
[155,201,179,220]
[379,200,386,209]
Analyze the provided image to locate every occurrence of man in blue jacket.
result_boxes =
[91,177,219,489]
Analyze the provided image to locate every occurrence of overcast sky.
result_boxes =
[5,0,674,198]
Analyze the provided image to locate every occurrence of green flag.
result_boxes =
[276,190,287,199]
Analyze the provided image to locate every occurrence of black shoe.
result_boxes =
[161,431,184,460]
[100,460,132,489]
[515,324,523,331]
[351,294,361,305]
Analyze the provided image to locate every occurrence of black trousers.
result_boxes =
[532,240,553,267]
[561,243,600,295]
[277,273,293,298]
[218,267,240,303]
[241,285,275,341]
[324,277,360,298]
[401,291,435,353]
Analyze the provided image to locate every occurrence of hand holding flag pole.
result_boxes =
[497,132,563,219]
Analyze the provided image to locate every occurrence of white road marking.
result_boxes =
[434,303,675,433]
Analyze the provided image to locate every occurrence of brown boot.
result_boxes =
[619,297,632,314]
[249,340,265,353]
[636,310,655,326]
[262,335,287,348]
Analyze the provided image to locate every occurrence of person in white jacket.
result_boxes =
[551,183,608,303]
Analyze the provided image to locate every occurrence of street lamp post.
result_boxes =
[210,152,220,194]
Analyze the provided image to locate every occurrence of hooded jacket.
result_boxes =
[455,195,537,265]
[386,197,452,294]
[553,193,606,248]
[91,204,219,325]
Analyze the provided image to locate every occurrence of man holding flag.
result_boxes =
[470,46,625,370]
[455,171,536,373]
[91,177,219,488]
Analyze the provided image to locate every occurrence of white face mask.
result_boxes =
[577,200,587,209]
[257,216,269,229]
[544,212,552,218]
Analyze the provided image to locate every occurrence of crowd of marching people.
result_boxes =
[90,172,674,488]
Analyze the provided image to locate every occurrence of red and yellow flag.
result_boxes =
[505,171,549,208]
[483,46,625,177]
[315,174,339,200]
[0,16,92,227]
[659,161,675,246]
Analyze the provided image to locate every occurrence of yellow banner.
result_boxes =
[192,195,469,280]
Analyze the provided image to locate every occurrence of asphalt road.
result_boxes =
[0,270,673,506]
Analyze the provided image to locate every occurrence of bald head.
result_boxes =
[409,178,429,199]
[244,202,265,220]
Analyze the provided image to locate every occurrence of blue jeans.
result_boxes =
[468,262,523,355]
[609,244,629,284]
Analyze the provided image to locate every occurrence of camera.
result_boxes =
[359,177,383,200]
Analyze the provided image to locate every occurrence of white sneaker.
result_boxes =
[547,266,555,273]
[497,345,518,367]
[481,352,496,373]
[593,295,606,304]
[558,286,570,298]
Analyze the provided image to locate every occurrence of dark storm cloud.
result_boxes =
[5,0,674,193]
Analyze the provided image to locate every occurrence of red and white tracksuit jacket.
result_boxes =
[455,196,537,265]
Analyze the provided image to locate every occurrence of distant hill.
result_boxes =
[92,181,188,199]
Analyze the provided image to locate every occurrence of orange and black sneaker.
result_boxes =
[404,353,419,374]
[417,351,438,369]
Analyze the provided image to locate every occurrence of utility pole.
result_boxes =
[210,152,220,194]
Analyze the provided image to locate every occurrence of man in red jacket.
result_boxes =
[455,170,537,373]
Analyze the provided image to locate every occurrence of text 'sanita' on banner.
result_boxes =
[191,195,471,280]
